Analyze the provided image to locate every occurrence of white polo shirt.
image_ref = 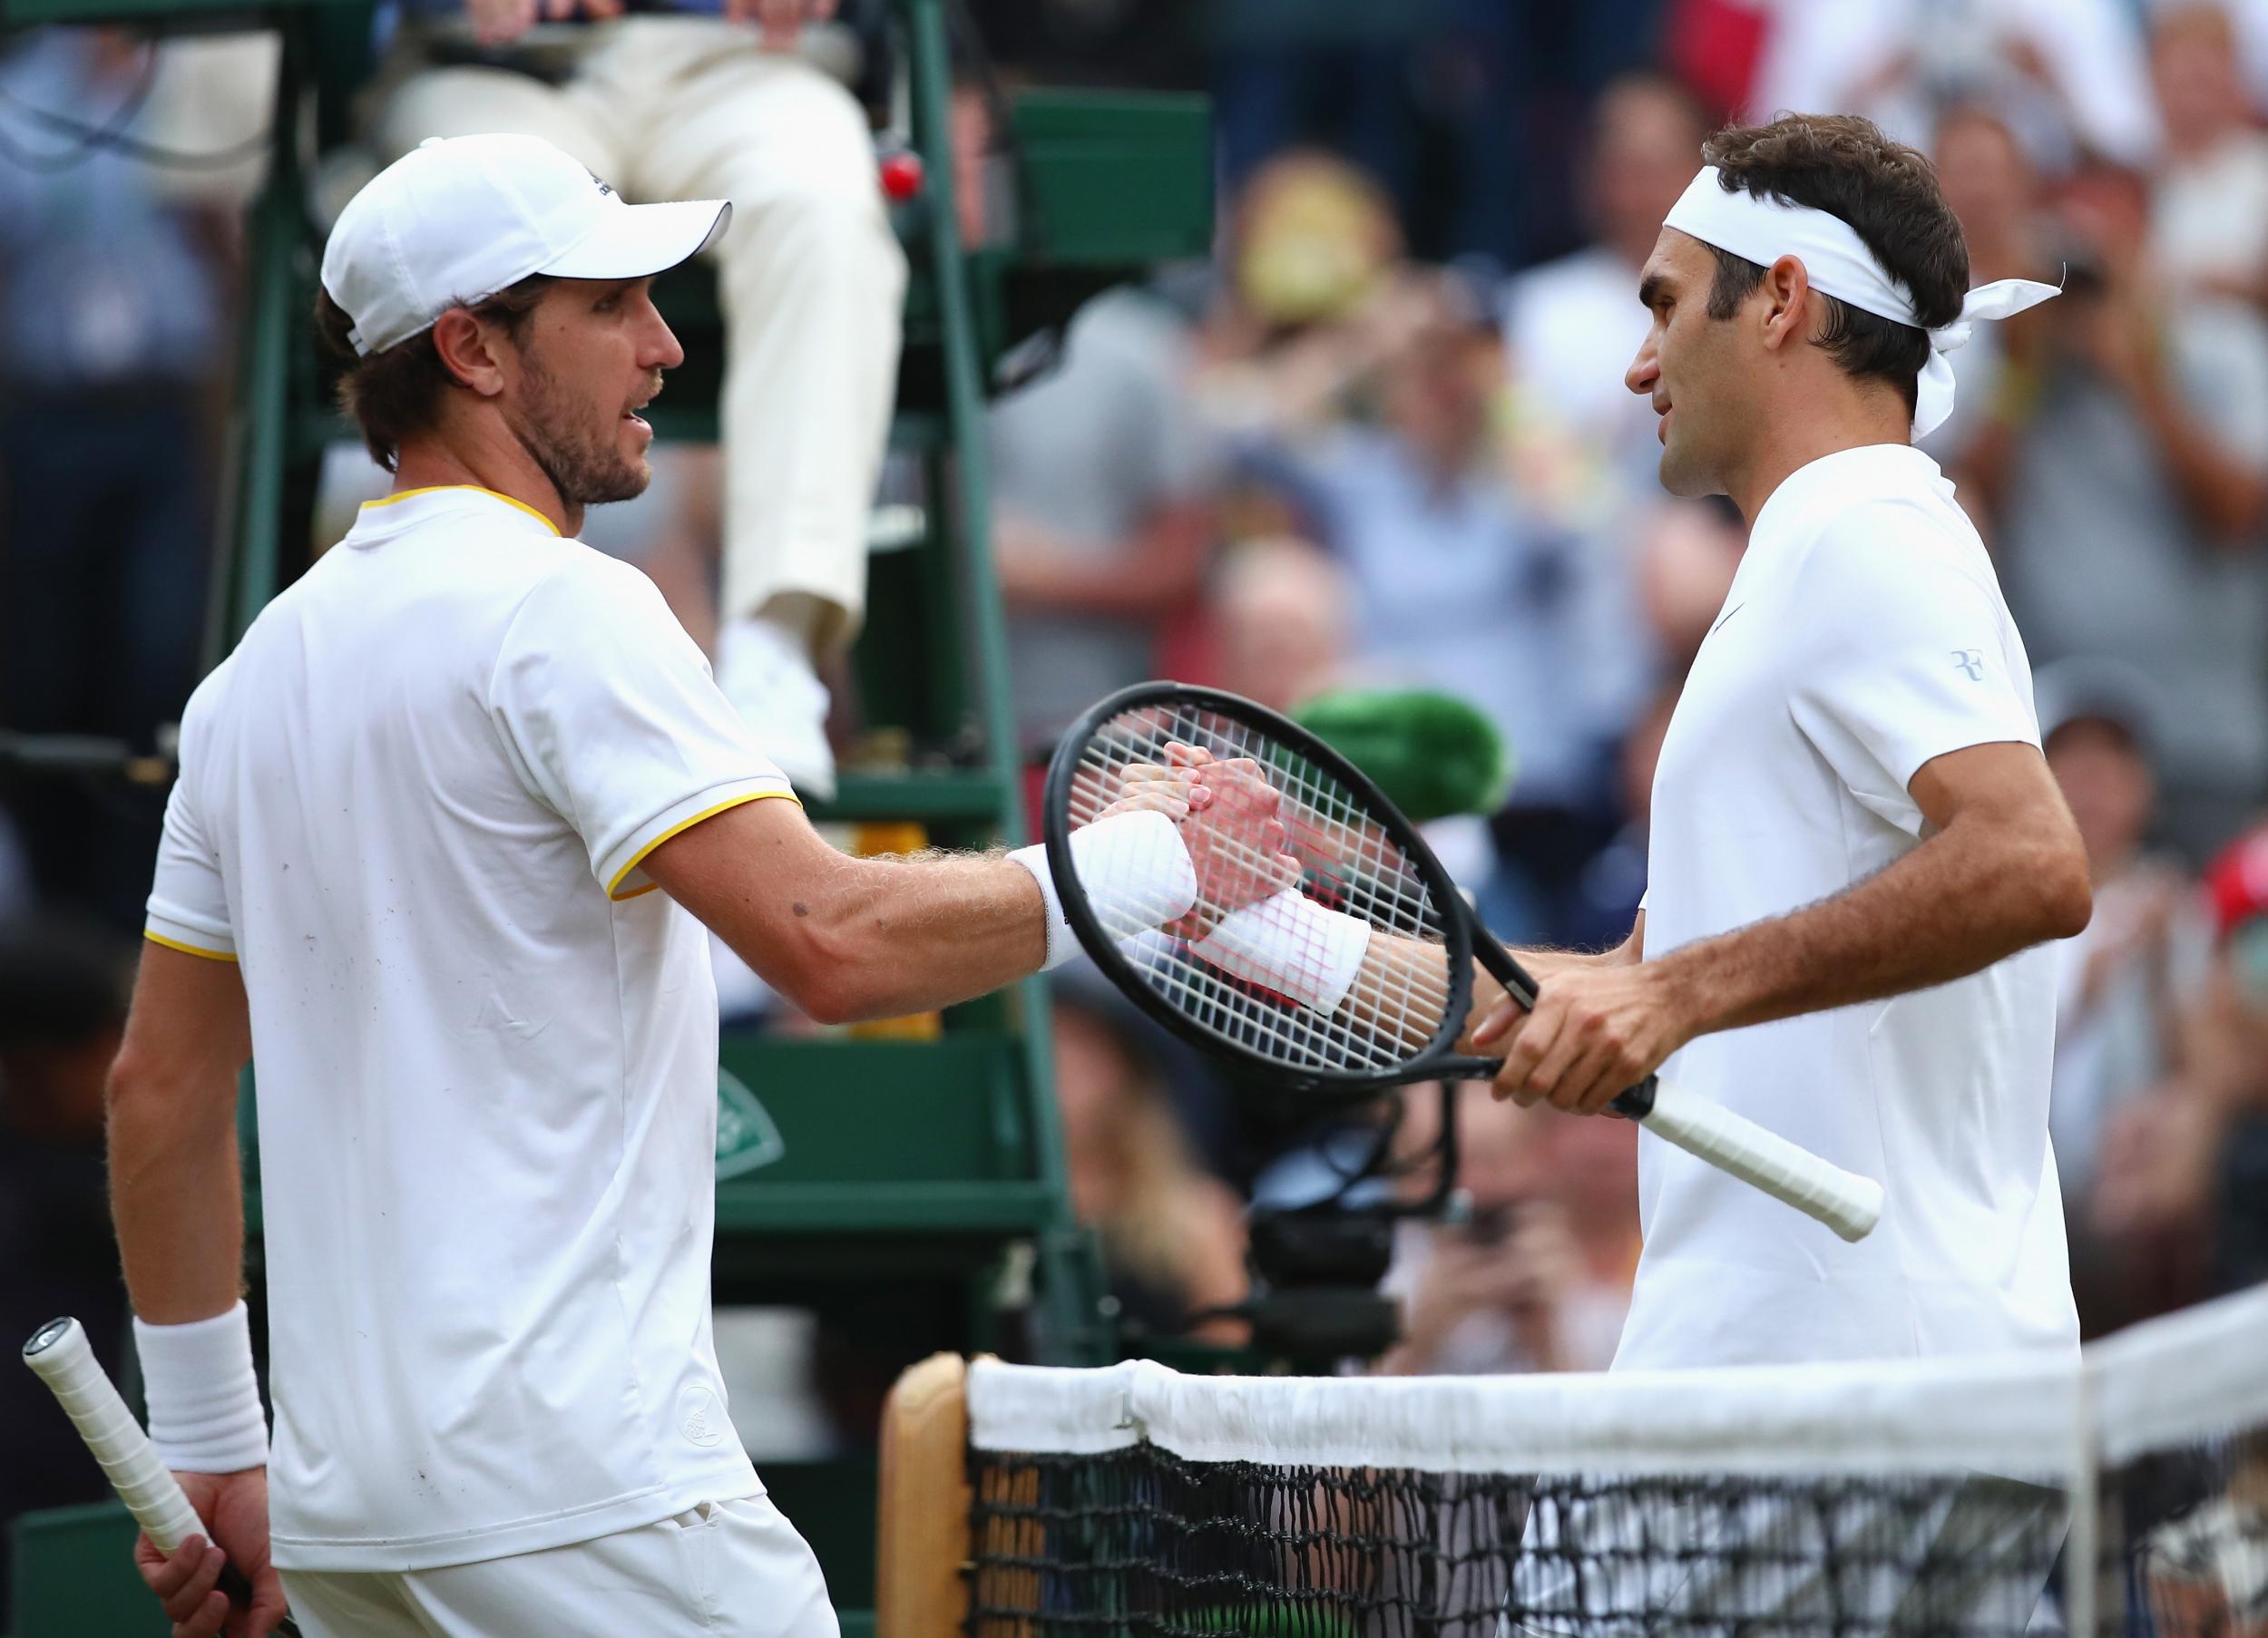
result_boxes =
[144,486,796,1570]
[1616,444,2078,1371]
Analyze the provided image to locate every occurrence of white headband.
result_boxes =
[1663,165,2058,439]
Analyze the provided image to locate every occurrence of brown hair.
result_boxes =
[1698,113,1970,416]
[314,276,554,473]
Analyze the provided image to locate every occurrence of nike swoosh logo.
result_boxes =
[1710,601,1746,636]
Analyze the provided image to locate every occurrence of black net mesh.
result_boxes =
[2094,1428,2268,1636]
[968,1444,2068,1638]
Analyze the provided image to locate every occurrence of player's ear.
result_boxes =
[432,307,508,398]
[1759,254,1812,353]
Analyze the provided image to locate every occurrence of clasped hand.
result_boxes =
[1471,963,1694,1115]
[1095,742,1299,940]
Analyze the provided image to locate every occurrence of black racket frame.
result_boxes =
[1044,681,1661,1121]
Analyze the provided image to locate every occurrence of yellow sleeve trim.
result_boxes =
[608,789,801,901]
[364,485,562,536]
[145,931,239,963]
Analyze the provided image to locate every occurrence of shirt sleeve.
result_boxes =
[491,556,797,900]
[1787,507,2040,837]
[145,764,237,962]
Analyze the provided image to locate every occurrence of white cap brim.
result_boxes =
[539,198,732,281]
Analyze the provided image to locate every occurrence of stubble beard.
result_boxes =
[513,346,650,509]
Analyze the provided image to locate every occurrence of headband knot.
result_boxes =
[1663,165,2058,438]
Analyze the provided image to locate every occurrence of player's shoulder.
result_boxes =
[494,542,687,676]
[1802,458,1995,592]
[508,540,670,621]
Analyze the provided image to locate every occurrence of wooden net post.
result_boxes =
[875,1352,974,1638]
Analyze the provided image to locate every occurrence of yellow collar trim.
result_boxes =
[363,485,562,537]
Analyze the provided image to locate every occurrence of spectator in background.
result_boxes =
[1195,149,1418,441]
[2032,662,2206,1230]
[1250,288,1577,755]
[0,919,134,1617]
[1925,104,2050,496]
[990,285,1218,753]
[1986,161,2268,862]
[1495,73,1741,920]
[1207,534,1351,713]
[1501,73,1724,704]
[1207,0,1443,252]
[2148,3,2268,309]
[1561,679,1678,952]
[2091,824,2268,1324]
[1050,988,1250,1350]
[367,0,904,800]
[1377,1082,1638,1375]
[0,29,229,932]
[1745,0,2159,173]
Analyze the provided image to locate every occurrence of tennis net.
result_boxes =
[894,1282,2268,1638]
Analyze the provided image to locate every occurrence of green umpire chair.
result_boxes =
[0,0,1210,1627]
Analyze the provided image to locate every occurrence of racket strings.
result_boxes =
[1068,705,1455,1074]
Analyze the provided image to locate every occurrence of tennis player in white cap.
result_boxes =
[1484,112,2091,1633]
[109,132,1285,1638]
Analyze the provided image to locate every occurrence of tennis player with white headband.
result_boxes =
[1469,111,2090,1632]
[108,131,1284,1638]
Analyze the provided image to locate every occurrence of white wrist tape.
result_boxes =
[1190,888,1374,1015]
[133,1301,269,1474]
[1009,809,1199,970]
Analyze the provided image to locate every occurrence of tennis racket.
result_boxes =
[23,1316,300,1637]
[1043,682,1884,1243]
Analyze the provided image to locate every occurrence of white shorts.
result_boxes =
[281,1495,837,1637]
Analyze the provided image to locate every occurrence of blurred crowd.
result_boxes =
[4,0,2268,1543]
[990,0,2268,1365]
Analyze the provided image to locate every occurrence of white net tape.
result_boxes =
[967,1284,2268,1635]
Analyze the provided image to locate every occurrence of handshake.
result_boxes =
[1087,741,1301,941]
[1041,742,1375,1018]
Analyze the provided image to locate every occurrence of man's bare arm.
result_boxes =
[1652,743,2088,1036]
[641,799,1048,1024]
[1480,743,2089,1112]
[108,946,255,1323]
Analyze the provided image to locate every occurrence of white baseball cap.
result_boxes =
[321,132,731,357]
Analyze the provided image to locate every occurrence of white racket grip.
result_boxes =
[1638,1078,1886,1243]
[23,1317,204,1551]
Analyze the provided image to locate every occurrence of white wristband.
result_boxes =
[133,1301,269,1474]
[1009,809,1199,970]
[1189,888,1374,1015]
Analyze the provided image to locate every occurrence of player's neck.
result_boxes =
[391,427,581,539]
[1723,389,1913,525]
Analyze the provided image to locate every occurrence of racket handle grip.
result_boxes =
[24,1317,206,1551]
[1631,1077,1886,1243]
[24,1316,304,1637]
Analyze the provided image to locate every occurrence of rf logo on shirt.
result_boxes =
[1951,648,1985,681]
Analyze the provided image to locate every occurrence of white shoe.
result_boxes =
[715,615,836,800]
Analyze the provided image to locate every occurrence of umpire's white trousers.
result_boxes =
[282,1495,837,1636]
[377,22,906,652]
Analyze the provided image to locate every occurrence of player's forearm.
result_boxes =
[798,853,1049,1023]
[1650,815,2088,1041]
[106,1064,247,1325]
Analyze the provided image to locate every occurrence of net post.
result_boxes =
[875,1352,974,1638]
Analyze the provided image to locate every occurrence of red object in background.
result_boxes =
[2206,825,2268,938]
[1663,0,1771,124]
[879,150,925,202]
